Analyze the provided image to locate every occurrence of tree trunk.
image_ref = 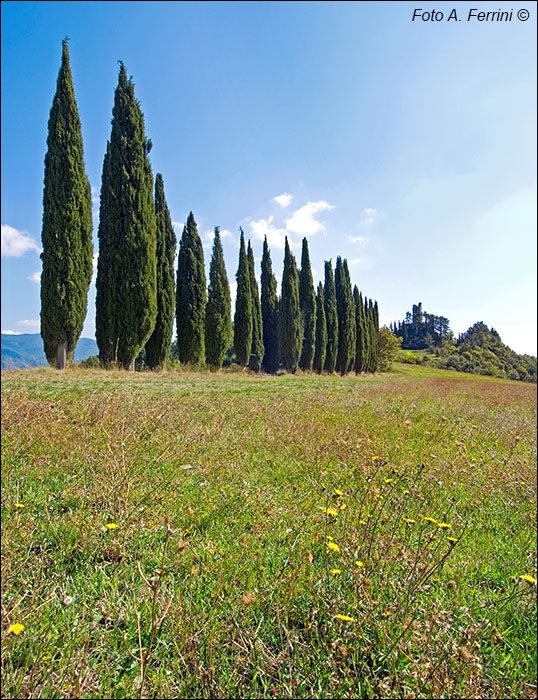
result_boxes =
[127,359,135,371]
[56,341,67,370]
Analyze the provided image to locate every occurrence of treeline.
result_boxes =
[41,42,379,375]
[389,302,452,349]
[394,304,536,383]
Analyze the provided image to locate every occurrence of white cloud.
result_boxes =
[273,193,294,208]
[285,201,335,236]
[348,235,369,246]
[229,281,238,308]
[17,319,40,329]
[1,330,21,335]
[28,271,41,283]
[91,253,98,284]
[220,229,232,239]
[249,216,287,250]
[362,208,377,224]
[1,224,41,257]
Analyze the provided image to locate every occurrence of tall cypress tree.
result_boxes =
[323,260,338,373]
[247,241,264,372]
[176,212,206,365]
[260,236,279,373]
[41,39,93,369]
[364,297,374,372]
[298,238,316,371]
[145,174,176,369]
[335,257,356,375]
[234,229,252,367]
[313,282,327,373]
[205,227,232,368]
[96,62,157,369]
[353,286,366,373]
[278,237,302,373]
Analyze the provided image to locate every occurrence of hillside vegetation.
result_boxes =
[1,366,536,699]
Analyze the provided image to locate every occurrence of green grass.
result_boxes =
[2,365,536,698]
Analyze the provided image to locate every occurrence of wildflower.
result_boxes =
[327,542,340,552]
[121,442,126,447]
[520,575,537,584]
[423,517,437,524]
[322,508,338,516]
[105,523,119,530]
[438,522,451,529]
[403,489,410,495]
[372,456,381,461]
[384,610,392,617]
[326,535,333,541]
[14,503,25,509]
[9,624,24,635]
[355,560,364,567]
[334,489,344,497]
[334,614,355,622]
[384,478,393,484]
[330,569,341,575]
[404,518,416,524]
[339,504,347,510]
[359,520,367,525]
[447,537,458,544]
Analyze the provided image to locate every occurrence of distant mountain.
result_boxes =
[1,334,98,370]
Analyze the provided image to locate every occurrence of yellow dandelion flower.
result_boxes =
[105,523,119,530]
[339,504,347,510]
[322,508,338,516]
[355,560,364,567]
[384,610,392,617]
[327,542,340,552]
[359,520,367,525]
[403,489,410,495]
[330,569,341,575]
[326,535,334,541]
[14,503,25,509]
[447,536,458,543]
[438,522,451,529]
[372,456,380,460]
[404,518,416,524]
[423,517,437,524]
[9,624,24,635]
[334,489,344,497]
[385,478,393,484]
[520,574,537,584]
[335,614,355,622]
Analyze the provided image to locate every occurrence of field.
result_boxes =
[1,364,536,699]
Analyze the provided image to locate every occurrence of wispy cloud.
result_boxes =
[348,235,369,246]
[27,271,41,283]
[17,319,40,329]
[249,216,287,249]
[285,201,334,236]
[273,193,294,208]
[362,208,377,224]
[1,224,41,257]
[91,253,98,284]
[1,330,21,335]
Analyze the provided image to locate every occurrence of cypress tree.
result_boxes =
[278,237,302,373]
[260,236,279,373]
[96,62,157,369]
[313,282,327,373]
[335,257,356,375]
[40,39,93,369]
[247,241,264,372]
[298,238,316,371]
[371,299,380,372]
[234,229,252,366]
[323,260,338,373]
[205,227,232,368]
[353,286,366,373]
[176,212,206,366]
[145,174,176,369]
[364,297,374,372]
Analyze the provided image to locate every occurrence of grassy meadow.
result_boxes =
[1,364,536,699]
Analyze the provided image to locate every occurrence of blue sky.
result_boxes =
[1,1,536,355]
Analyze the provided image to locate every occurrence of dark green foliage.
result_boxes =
[353,287,367,373]
[298,238,316,371]
[233,229,252,367]
[96,62,157,369]
[323,260,338,373]
[395,302,453,350]
[145,174,176,369]
[205,228,232,368]
[278,238,302,373]
[313,282,327,373]
[40,39,93,368]
[260,237,279,373]
[176,212,206,366]
[335,258,356,375]
[247,241,264,372]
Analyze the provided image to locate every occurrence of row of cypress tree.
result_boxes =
[40,42,379,373]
